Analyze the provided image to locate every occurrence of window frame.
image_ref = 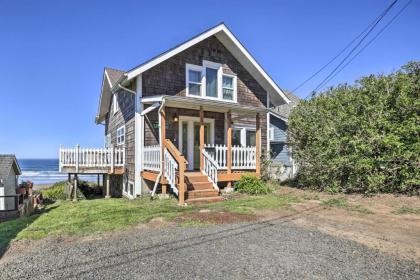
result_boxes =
[113,93,119,115]
[116,126,125,146]
[185,60,237,103]
[104,133,111,148]
[232,126,256,147]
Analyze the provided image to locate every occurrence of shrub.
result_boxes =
[41,180,92,201]
[234,174,272,195]
[288,62,420,195]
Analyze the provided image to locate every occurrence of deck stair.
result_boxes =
[183,172,224,204]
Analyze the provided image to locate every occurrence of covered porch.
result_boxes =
[140,95,265,204]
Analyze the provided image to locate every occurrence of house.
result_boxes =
[0,155,22,215]
[59,23,291,204]
[268,91,300,179]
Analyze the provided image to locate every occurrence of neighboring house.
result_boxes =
[268,91,300,177]
[0,155,21,211]
[59,23,291,204]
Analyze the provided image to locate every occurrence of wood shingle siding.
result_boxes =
[105,89,136,182]
[142,36,267,108]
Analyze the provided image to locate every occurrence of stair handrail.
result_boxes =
[163,139,187,205]
[202,149,219,191]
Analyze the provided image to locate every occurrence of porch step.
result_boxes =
[185,189,220,199]
[187,181,214,191]
[185,196,225,205]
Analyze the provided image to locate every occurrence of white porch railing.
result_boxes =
[202,149,219,190]
[59,145,125,172]
[204,144,257,170]
[143,145,161,172]
[163,148,178,195]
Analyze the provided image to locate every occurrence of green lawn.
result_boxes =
[0,193,300,250]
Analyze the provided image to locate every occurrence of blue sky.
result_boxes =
[0,0,419,158]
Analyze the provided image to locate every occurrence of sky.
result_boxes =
[0,0,419,158]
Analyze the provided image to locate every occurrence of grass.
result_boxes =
[321,197,373,214]
[0,193,300,248]
[392,206,420,215]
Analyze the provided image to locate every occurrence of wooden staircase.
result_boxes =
[184,172,223,204]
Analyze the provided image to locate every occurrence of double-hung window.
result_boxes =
[116,126,125,145]
[186,64,202,96]
[232,126,256,147]
[186,61,236,102]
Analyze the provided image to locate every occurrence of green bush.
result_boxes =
[288,62,420,195]
[234,174,272,195]
[41,181,92,201]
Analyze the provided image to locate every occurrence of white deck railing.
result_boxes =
[143,145,161,171]
[163,148,178,195]
[204,144,257,170]
[59,145,125,172]
[202,149,219,190]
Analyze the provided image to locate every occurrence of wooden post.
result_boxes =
[178,157,185,205]
[160,108,167,194]
[73,174,78,202]
[105,174,111,199]
[76,144,80,173]
[227,111,232,188]
[97,174,100,187]
[199,106,204,172]
[256,113,261,176]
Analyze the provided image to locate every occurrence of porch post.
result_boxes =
[256,113,261,176]
[105,174,111,199]
[227,110,232,187]
[199,106,204,172]
[73,174,78,202]
[160,108,167,194]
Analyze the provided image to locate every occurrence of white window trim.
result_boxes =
[116,125,125,146]
[222,73,237,102]
[123,180,135,198]
[233,125,256,147]
[113,93,119,115]
[185,60,237,103]
[269,127,275,141]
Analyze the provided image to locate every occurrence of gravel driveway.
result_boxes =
[1,215,419,280]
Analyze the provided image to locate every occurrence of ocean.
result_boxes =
[18,159,96,185]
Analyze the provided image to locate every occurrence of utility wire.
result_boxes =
[309,0,399,97]
[317,0,413,90]
[291,12,381,93]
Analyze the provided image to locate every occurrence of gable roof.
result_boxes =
[270,91,300,120]
[0,155,21,180]
[96,23,290,123]
[125,23,290,105]
[96,68,124,123]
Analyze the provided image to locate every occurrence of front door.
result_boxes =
[179,118,213,170]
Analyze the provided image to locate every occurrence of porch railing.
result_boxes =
[202,149,219,190]
[163,148,178,195]
[59,145,125,171]
[204,144,257,170]
[143,145,161,172]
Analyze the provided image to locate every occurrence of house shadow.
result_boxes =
[0,204,58,258]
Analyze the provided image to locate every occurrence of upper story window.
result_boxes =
[113,93,119,114]
[186,60,237,102]
[116,126,125,145]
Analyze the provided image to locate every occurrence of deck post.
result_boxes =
[105,174,111,199]
[199,106,204,172]
[76,144,80,173]
[256,113,261,176]
[73,174,78,202]
[110,145,114,174]
[227,110,232,188]
[160,108,167,194]
[97,174,100,187]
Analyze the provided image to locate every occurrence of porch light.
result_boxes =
[173,113,179,122]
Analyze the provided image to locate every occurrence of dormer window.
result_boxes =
[186,60,237,102]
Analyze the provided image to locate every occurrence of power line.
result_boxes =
[311,0,399,94]
[291,10,382,93]
[317,0,413,90]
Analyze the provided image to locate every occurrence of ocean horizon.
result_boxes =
[18,158,97,185]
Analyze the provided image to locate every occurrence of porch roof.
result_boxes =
[142,95,267,114]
